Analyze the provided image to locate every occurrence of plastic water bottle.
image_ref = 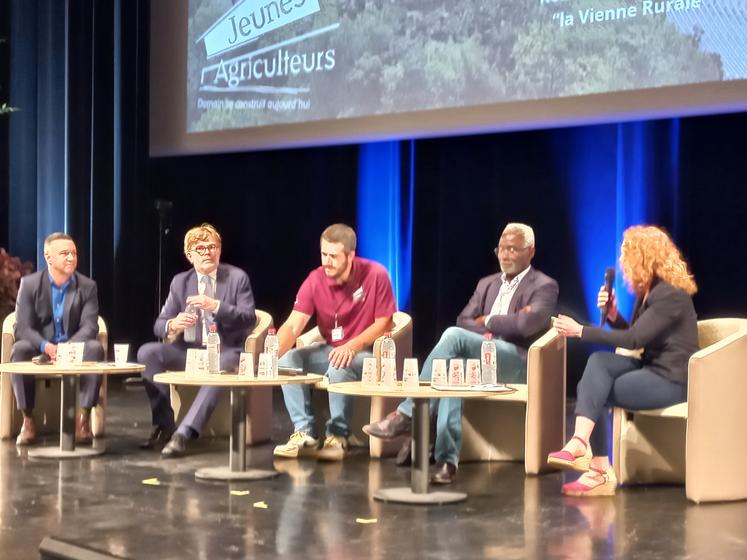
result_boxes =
[207,324,221,373]
[264,328,279,378]
[481,332,498,384]
[183,304,197,343]
[380,332,395,360]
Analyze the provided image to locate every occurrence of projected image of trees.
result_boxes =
[187,0,730,132]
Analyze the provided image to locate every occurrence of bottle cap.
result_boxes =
[385,331,392,338]
[484,332,493,340]
[209,324,217,332]
[268,328,277,335]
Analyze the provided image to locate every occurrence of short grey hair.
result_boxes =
[502,223,535,248]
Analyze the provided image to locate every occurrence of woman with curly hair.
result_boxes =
[547,225,698,496]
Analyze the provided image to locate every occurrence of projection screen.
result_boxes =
[150,0,747,156]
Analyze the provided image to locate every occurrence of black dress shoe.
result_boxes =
[161,433,187,458]
[363,411,412,440]
[140,426,175,450]
[431,462,457,485]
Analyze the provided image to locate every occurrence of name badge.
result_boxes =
[331,326,344,342]
[352,286,365,302]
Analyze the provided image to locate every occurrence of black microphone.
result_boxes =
[599,267,615,326]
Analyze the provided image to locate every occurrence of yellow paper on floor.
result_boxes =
[142,478,161,486]
[230,490,250,496]
[253,501,268,509]
[356,518,378,524]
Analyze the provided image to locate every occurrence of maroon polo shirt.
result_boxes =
[293,257,396,347]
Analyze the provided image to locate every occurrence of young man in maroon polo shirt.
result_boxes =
[273,224,396,461]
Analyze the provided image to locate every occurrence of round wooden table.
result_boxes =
[0,361,145,459]
[153,372,322,481]
[327,381,516,505]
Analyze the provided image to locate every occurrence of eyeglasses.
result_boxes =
[494,245,528,257]
[191,244,219,256]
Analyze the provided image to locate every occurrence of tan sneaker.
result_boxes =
[316,434,348,462]
[273,431,319,459]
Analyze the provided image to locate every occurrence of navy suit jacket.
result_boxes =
[456,267,559,358]
[155,263,256,351]
[14,269,100,350]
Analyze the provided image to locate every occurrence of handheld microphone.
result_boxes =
[599,267,615,326]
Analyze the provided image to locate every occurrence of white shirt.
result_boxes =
[197,271,219,344]
[486,266,531,324]
[164,270,219,340]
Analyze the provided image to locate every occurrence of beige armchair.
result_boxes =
[612,317,747,503]
[459,328,567,474]
[298,311,413,457]
[169,309,274,443]
[1,311,109,438]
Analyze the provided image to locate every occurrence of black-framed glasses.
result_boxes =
[191,243,219,256]
[494,245,527,257]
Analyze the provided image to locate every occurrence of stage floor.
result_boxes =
[2,380,746,559]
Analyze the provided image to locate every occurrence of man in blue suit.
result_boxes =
[137,223,256,457]
[11,232,104,445]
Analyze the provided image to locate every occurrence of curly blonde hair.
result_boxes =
[619,225,697,295]
[183,223,222,254]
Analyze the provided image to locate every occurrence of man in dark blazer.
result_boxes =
[12,232,104,445]
[137,223,256,457]
[364,223,559,483]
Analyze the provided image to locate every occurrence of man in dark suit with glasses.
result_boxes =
[137,223,256,457]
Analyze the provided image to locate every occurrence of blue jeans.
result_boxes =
[575,351,688,456]
[397,327,526,465]
[279,343,372,438]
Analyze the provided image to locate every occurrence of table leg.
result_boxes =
[411,397,430,493]
[195,386,278,482]
[230,386,247,471]
[28,375,104,459]
[374,397,467,505]
[60,374,77,452]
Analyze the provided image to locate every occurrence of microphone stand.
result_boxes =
[155,199,173,314]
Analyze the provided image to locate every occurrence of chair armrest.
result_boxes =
[296,327,324,348]
[524,328,566,474]
[244,310,273,355]
[686,327,747,502]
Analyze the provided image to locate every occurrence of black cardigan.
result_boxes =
[581,279,698,384]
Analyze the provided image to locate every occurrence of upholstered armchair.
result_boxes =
[459,328,567,474]
[612,318,747,503]
[1,312,109,438]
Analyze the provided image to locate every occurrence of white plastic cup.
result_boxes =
[114,344,129,366]
[381,357,397,389]
[257,353,270,379]
[361,357,378,386]
[431,359,448,386]
[402,358,420,388]
[238,352,254,378]
[186,348,208,376]
[466,359,482,385]
[448,359,465,385]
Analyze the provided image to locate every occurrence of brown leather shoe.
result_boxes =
[362,411,412,440]
[75,413,93,444]
[15,417,37,446]
[431,462,457,485]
